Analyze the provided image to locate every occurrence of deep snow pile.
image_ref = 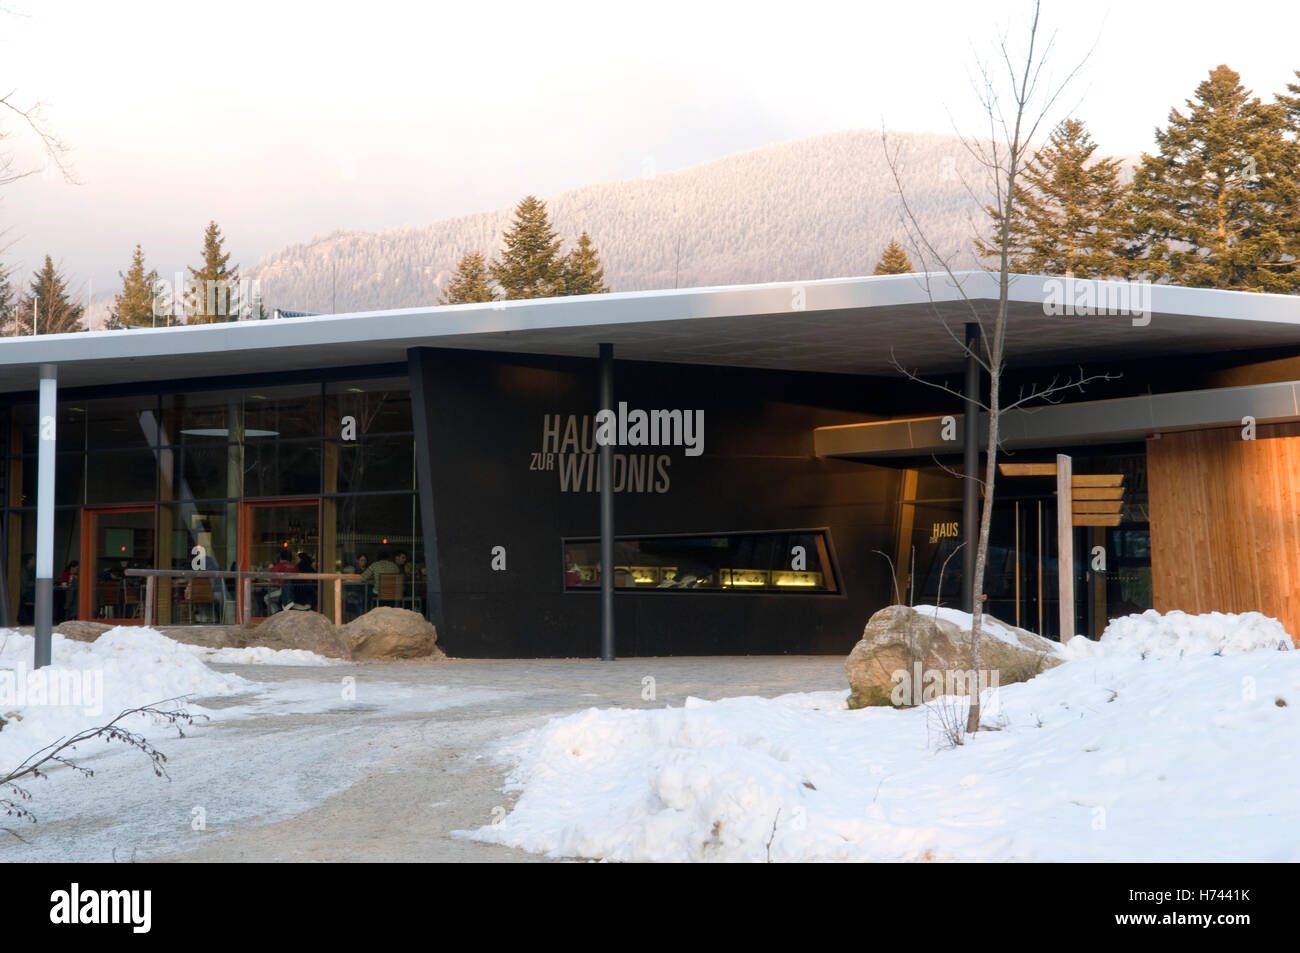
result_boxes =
[1063,609,1292,659]
[466,611,1298,862]
[0,627,250,772]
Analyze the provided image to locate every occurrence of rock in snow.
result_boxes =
[341,607,445,660]
[845,604,1063,709]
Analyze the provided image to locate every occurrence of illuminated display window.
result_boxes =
[562,530,841,594]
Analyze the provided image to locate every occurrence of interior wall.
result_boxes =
[1147,424,1300,641]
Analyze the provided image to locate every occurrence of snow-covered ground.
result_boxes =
[0,627,250,772]
[4,612,1296,862]
[0,626,501,860]
[465,610,1299,862]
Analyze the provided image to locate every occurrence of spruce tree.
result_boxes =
[1125,66,1300,292]
[109,244,161,328]
[0,264,13,332]
[558,231,609,295]
[976,118,1126,277]
[186,220,241,322]
[16,255,83,334]
[872,239,914,275]
[439,251,495,304]
[1277,68,1300,125]
[1276,69,1300,269]
[489,196,564,299]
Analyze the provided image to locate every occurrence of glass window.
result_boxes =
[562,530,840,593]
[326,379,412,436]
[56,452,85,506]
[328,437,414,494]
[14,404,36,455]
[243,438,321,498]
[85,395,161,450]
[86,448,159,503]
[164,443,243,502]
[326,493,421,622]
[243,384,322,440]
[161,389,245,444]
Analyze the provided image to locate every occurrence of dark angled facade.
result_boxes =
[2,272,1298,655]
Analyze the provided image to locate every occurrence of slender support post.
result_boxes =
[599,343,615,661]
[962,323,980,613]
[334,577,343,626]
[34,365,56,668]
[1057,453,1075,642]
[242,577,252,625]
[406,349,445,632]
[144,576,156,628]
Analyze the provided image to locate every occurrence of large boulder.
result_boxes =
[54,620,114,643]
[252,609,352,659]
[846,604,1063,709]
[155,624,251,650]
[341,607,445,660]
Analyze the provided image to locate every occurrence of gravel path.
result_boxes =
[3,656,847,863]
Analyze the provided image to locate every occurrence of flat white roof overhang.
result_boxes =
[0,271,1296,393]
[815,378,1300,459]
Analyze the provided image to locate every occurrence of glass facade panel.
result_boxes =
[327,379,413,436]
[243,385,322,439]
[327,493,422,621]
[56,452,85,506]
[162,389,243,443]
[86,449,159,504]
[330,437,414,494]
[86,395,160,450]
[167,443,242,502]
[1,375,417,625]
[243,438,322,498]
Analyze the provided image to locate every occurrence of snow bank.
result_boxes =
[466,611,1300,862]
[0,626,249,772]
[1064,609,1293,660]
[182,644,342,666]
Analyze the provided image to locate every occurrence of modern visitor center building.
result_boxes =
[1,271,1298,657]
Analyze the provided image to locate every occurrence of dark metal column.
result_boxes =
[407,348,445,633]
[35,364,56,668]
[599,343,615,660]
[962,323,980,614]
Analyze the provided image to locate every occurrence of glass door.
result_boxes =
[80,506,155,623]
[239,499,320,620]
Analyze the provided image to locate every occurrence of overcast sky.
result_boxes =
[1,0,1298,296]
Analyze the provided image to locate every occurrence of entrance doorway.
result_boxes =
[239,499,320,620]
[80,505,155,623]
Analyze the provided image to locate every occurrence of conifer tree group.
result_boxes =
[2,62,1297,337]
[441,195,609,304]
[979,65,1300,293]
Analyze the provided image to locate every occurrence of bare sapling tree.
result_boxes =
[882,1,1113,735]
[1,700,204,841]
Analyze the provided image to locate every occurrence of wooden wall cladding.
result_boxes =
[1147,423,1300,642]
